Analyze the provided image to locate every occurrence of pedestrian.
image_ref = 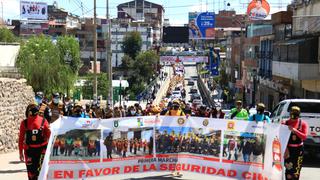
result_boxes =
[148,136,153,155]
[239,138,253,162]
[227,136,238,161]
[95,138,100,156]
[104,133,113,159]
[229,100,249,120]
[59,137,66,155]
[283,106,308,180]
[19,102,51,180]
[65,136,74,156]
[53,137,60,156]
[48,92,65,123]
[249,103,270,123]
[252,136,264,163]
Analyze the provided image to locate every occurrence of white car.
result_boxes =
[171,91,182,99]
[270,99,320,156]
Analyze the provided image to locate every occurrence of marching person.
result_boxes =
[249,103,271,123]
[283,106,308,180]
[48,92,65,123]
[229,100,249,120]
[35,91,52,123]
[19,102,51,180]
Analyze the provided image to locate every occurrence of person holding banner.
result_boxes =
[283,106,308,180]
[249,103,270,123]
[229,101,249,120]
[19,102,51,180]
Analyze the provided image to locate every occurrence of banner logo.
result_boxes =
[177,118,185,125]
[114,120,119,128]
[203,119,209,127]
[227,121,235,131]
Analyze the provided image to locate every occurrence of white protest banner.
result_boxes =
[160,56,208,63]
[39,116,290,179]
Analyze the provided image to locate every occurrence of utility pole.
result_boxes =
[106,0,113,107]
[93,0,98,97]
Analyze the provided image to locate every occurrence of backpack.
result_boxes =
[24,117,46,146]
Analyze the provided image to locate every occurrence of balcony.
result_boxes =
[272,61,320,80]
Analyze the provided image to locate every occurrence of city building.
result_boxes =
[48,5,81,36]
[242,20,273,107]
[257,10,292,110]
[110,24,153,67]
[272,0,320,99]
[117,0,164,44]
[77,18,108,73]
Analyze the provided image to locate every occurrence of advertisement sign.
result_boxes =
[39,116,290,179]
[247,0,270,20]
[20,1,48,20]
[189,12,215,39]
[160,56,208,63]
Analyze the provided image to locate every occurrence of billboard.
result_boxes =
[20,1,48,20]
[163,27,189,43]
[160,56,208,63]
[247,0,270,20]
[189,12,215,39]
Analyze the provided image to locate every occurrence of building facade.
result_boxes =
[117,0,164,44]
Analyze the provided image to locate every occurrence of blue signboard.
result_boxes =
[209,47,220,76]
[189,12,215,39]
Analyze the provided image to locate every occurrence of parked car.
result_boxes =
[190,86,198,94]
[190,93,201,102]
[187,80,195,86]
[171,91,182,99]
[270,99,320,157]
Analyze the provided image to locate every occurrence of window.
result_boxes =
[276,103,285,117]
[287,102,320,113]
[270,104,280,118]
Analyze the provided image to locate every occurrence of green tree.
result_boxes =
[121,31,142,59]
[56,36,81,74]
[16,35,79,95]
[81,73,109,100]
[127,50,159,96]
[0,28,18,43]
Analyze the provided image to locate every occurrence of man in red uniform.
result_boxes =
[19,102,51,180]
[283,106,308,180]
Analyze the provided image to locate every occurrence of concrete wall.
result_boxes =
[0,78,34,154]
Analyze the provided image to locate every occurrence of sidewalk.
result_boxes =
[0,151,27,180]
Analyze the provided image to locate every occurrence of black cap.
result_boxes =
[53,92,60,98]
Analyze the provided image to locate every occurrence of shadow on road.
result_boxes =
[9,161,24,165]
[124,173,183,180]
[0,169,27,174]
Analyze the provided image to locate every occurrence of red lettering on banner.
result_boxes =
[103,168,111,175]
[242,171,268,180]
[112,167,120,174]
[206,167,217,174]
[176,164,181,171]
[54,170,74,179]
[191,165,201,173]
[217,168,226,176]
[227,170,237,177]
[94,169,103,176]
[243,171,251,179]
[201,166,206,173]
[133,165,140,172]
[79,170,85,178]
[86,169,94,177]
[124,166,132,173]
[160,164,167,171]
[169,164,176,171]
[143,164,156,171]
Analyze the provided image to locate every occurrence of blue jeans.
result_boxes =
[243,153,250,162]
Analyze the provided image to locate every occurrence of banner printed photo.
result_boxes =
[40,116,290,180]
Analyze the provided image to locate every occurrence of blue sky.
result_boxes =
[2,0,292,25]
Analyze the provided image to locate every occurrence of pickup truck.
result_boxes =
[270,99,320,156]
